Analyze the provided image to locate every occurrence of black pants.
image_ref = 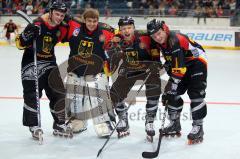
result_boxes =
[110,70,161,120]
[167,61,207,120]
[21,60,66,127]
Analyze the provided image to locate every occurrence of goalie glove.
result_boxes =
[148,62,163,74]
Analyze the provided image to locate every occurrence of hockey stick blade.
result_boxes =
[142,130,163,158]
[142,103,168,158]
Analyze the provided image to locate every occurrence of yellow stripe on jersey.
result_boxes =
[172,67,187,77]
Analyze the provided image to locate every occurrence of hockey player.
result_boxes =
[3,19,18,44]
[107,16,162,141]
[64,8,116,137]
[147,19,207,144]
[15,2,73,141]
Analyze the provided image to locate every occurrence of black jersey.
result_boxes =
[156,32,207,80]
[21,17,67,63]
[108,31,159,75]
[65,20,115,76]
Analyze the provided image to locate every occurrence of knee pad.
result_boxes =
[168,96,183,107]
[189,90,206,99]
[167,96,184,114]
[146,98,159,116]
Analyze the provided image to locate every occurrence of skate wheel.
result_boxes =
[53,131,63,137]
[163,134,169,137]
[53,130,57,136]
[188,138,203,145]
[176,132,182,137]
[64,133,73,139]
[118,131,130,138]
[188,140,193,145]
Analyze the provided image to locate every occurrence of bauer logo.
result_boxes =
[186,33,233,42]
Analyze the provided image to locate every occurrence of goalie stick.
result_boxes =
[97,69,152,158]
[142,102,168,158]
[16,10,42,144]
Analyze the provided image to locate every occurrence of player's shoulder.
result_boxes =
[68,19,83,28]
[33,14,46,25]
[135,30,148,36]
[135,30,150,42]
[99,22,115,33]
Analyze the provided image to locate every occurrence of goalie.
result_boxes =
[64,8,116,137]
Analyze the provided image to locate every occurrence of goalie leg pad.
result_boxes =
[66,72,90,123]
[86,73,115,137]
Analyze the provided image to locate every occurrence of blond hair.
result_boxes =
[82,8,100,20]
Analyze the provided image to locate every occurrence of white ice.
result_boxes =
[0,46,240,159]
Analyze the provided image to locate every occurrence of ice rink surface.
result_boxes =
[0,46,240,159]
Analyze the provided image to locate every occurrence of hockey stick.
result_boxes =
[142,101,168,158]
[66,76,87,133]
[97,70,152,158]
[16,10,42,144]
[65,78,79,125]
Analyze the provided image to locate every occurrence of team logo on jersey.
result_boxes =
[73,28,80,37]
[78,40,94,58]
[42,35,53,54]
[126,51,139,66]
[192,48,199,57]
[165,55,172,61]
[150,49,159,56]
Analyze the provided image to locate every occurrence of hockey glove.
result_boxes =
[162,77,180,106]
[20,24,40,46]
[149,62,162,74]
[162,92,177,106]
